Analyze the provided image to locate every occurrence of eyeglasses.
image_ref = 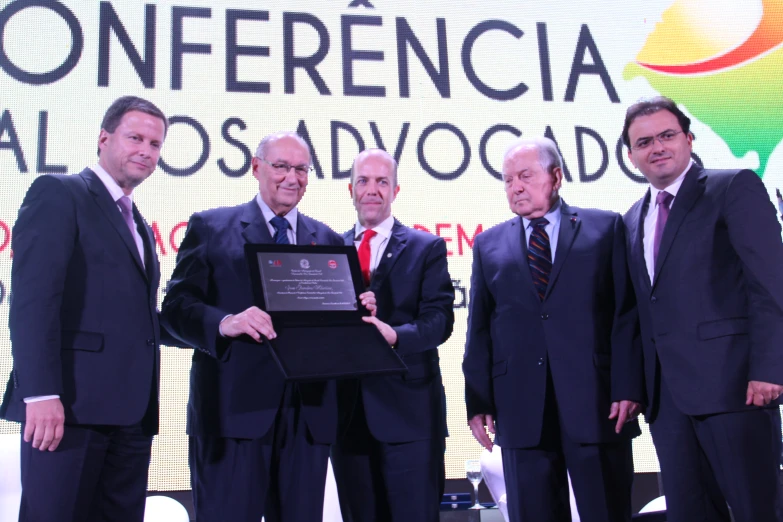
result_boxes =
[258,158,312,177]
[630,130,683,151]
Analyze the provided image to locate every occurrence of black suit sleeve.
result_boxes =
[724,170,783,384]
[462,234,496,419]
[392,237,455,356]
[9,176,77,398]
[160,213,232,360]
[608,214,646,404]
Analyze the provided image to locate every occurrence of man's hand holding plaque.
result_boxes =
[219,306,277,341]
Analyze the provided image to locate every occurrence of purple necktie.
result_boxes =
[653,191,674,273]
[117,196,136,237]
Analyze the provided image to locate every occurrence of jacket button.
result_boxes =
[650,296,657,303]
[538,357,544,366]
[146,339,155,346]
[541,314,549,320]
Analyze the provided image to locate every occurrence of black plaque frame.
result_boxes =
[245,244,407,381]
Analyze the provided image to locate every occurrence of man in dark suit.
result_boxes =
[161,132,373,522]
[622,96,783,522]
[330,149,454,522]
[463,137,644,522]
[0,96,168,522]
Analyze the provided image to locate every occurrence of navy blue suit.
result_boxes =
[331,220,454,522]
[464,200,643,522]
[1,169,164,522]
[161,200,344,522]
[624,165,783,522]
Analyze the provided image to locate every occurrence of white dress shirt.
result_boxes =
[642,160,692,283]
[353,215,395,277]
[522,199,562,262]
[25,164,146,404]
[256,193,298,245]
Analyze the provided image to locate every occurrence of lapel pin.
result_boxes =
[311,241,316,245]
[387,253,392,258]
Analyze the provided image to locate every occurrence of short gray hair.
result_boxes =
[255,131,311,162]
[351,148,398,187]
[503,136,563,176]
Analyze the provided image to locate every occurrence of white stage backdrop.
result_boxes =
[1,0,782,489]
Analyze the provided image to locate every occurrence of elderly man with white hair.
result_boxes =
[463,137,644,522]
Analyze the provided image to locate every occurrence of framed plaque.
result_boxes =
[245,244,407,381]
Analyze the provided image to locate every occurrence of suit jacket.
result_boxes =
[624,165,783,420]
[463,200,643,448]
[340,220,454,443]
[160,200,345,443]
[1,169,163,434]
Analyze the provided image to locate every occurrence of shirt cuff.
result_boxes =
[218,315,232,337]
[24,395,60,403]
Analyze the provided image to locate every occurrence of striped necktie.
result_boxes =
[527,217,551,301]
[269,216,291,245]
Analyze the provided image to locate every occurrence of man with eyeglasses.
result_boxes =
[622,96,783,522]
[161,132,374,521]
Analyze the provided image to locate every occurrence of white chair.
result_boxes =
[480,444,580,522]
[0,433,22,522]
[144,495,189,522]
[262,458,343,522]
[323,458,343,522]
[639,495,666,513]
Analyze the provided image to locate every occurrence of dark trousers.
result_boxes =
[501,371,634,522]
[331,392,445,522]
[189,384,330,522]
[18,422,152,522]
[650,374,782,522]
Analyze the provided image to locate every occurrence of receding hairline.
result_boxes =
[255,132,311,162]
[502,136,563,175]
[351,148,398,186]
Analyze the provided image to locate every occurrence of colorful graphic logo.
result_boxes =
[300,259,310,269]
[268,259,282,267]
[624,0,783,176]
[328,260,337,269]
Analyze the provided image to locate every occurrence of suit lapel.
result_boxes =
[630,192,652,292]
[545,201,579,300]
[132,203,156,285]
[508,217,539,301]
[652,164,706,288]
[295,214,318,246]
[240,200,273,244]
[81,169,146,279]
[370,220,407,291]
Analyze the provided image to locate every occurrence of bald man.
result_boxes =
[331,149,455,522]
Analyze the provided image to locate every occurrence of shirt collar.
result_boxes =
[256,193,298,234]
[355,215,395,241]
[522,197,562,230]
[649,159,692,207]
[92,163,130,203]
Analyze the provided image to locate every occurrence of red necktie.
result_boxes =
[358,229,377,286]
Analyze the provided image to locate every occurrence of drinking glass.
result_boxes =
[465,459,485,510]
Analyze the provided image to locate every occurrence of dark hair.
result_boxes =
[97,96,168,155]
[621,96,691,148]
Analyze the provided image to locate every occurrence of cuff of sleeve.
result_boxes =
[24,395,60,403]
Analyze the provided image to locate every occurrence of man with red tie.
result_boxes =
[331,148,455,522]
[622,96,783,522]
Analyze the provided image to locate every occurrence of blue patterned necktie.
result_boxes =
[269,216,290,245]
[527,217,551,301]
